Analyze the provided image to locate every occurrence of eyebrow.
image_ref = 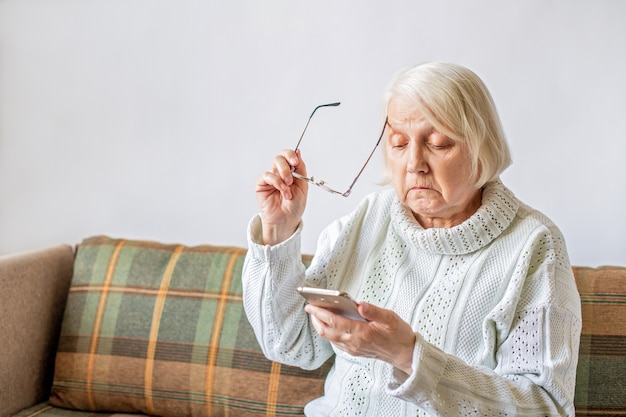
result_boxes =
[385,120,410,134]
[385,119,437,137]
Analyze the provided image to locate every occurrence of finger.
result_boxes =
[306,307,337,340]
[305,304,357,331]
[278,149,299,168]
[307,310,327,337]
[277,149,308,177]
[272,152,296,186]
[305,304,330,325]
[256,170,292,200]
[357,302,389,323]
[292,149,308,176]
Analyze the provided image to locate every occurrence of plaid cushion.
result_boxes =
[49,236,330,417]
[574,266,626,417]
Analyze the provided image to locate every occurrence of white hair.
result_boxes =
[380,61,512,188]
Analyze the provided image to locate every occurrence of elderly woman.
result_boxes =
[242,61,581,416]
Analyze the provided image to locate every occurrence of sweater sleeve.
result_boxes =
[241,215,335,370]
[388,309,579,416]
[387,224,582,416]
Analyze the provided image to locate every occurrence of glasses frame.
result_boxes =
[292,102,387,197]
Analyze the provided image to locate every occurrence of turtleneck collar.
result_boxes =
[391,180,520,255]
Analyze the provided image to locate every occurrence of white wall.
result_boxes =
[1,0,625,267]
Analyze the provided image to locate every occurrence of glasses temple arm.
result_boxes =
[341,117,388,197]
[294,102,341,151]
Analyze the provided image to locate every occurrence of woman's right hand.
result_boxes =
[255,149,308,245]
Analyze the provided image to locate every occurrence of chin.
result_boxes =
[407,204,436,218]
[404,194,434,210]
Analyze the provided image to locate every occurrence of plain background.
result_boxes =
[1,0,625,267]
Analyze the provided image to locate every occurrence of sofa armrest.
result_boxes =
[0,245,75,417]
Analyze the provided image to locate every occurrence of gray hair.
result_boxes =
[380,61,512,188]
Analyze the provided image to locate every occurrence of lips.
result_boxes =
[410,185,432,191]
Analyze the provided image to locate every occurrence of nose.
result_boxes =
[407,142,428,174]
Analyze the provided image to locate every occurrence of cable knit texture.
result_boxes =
[242,181,581,417]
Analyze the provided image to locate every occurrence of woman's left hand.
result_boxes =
[305,302,417,375]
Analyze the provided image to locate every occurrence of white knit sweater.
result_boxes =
[242,181,581,417]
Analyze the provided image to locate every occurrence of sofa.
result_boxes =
[0,235,624,417]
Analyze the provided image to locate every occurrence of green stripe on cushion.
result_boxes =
[50,235,330,417]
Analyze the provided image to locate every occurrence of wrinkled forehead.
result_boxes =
[386,96,435,132]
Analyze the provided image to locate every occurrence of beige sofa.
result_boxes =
[1,235,625,417]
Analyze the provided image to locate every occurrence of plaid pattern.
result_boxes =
[49,236,330,417]
[17,237,626,416]
[574,266,626,417]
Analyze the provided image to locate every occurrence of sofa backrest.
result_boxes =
[0,245,74,417]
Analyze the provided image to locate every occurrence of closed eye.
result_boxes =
[426,134,455,150]
[429,143,451,150]
[389,131,409,149]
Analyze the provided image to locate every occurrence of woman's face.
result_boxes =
[386,96,482,229]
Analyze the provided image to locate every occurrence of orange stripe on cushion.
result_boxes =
[68,284,243,301]
[144,244,184,415]
[205,247,246,417]
[266,361,282,417]
[85,239,126,410]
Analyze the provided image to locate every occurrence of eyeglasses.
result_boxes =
[292,102,388,197]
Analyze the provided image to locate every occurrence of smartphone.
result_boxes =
[297,286,367,322]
